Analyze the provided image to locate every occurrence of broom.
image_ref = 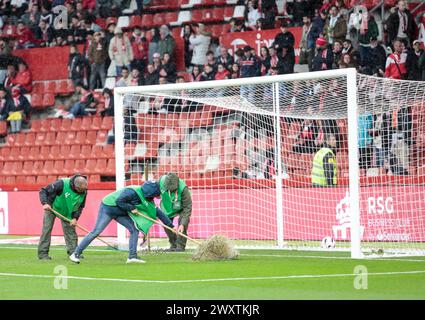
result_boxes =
[49,207,120,251]
[134,210,238,261]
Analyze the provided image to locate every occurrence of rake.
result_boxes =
[49,207,120,251]
[134,210,238,261]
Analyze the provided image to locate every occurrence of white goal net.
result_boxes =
[114,69,425,258]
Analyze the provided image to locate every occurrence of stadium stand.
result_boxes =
[0,0,423,190]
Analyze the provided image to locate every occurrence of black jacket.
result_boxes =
[0,96,14,120]
[145,70,159,86]
[39,176,87,220]
[386,9,416,45]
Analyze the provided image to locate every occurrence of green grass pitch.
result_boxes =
[1,244,425,300]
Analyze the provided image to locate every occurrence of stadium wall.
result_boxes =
[1,187,424,242]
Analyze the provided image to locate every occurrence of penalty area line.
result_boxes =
[1,270,425,284]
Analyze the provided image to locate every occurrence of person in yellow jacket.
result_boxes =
[312,134,338,187]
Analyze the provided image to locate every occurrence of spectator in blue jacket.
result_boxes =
[239,45,260,103]
[70,181,175,264]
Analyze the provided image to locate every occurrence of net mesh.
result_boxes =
[118,72,425,256]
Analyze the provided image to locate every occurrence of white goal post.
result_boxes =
[113,68,425,258]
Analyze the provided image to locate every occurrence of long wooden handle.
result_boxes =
[49,207,118,250]
[134,210,202,245]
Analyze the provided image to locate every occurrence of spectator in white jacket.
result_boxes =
[108,27,134,76]
[189,23,211,67]
[246,0,262,31]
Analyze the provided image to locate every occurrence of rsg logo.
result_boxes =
[367,197,394,214]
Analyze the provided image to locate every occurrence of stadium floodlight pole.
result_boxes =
[346,68,363,259]
[113,90,127,249]
[273,82,284,248]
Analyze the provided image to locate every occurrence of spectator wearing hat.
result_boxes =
[273,21,295,58]
[405,40,424,81]
[158,25,176,61]
[386,0,416,47]
[88,31,108,89]
[104,17,118,45]
[323,5,347,45]
[312,37,333,71]
[189,23,211,68]
[108,27,134,76]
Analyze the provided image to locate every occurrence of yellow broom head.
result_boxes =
[192,235,239,261]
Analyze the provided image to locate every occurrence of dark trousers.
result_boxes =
[37,210,78,258]
[164,215,188,250]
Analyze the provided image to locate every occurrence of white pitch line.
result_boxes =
[1,270,425,285]
[1,246,425,262]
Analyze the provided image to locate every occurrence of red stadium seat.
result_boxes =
[61,118,72,131]
[52,160,65,175]
[48,145,61,160]
[0,147,10,161]
[44,132,56,145]
[28,146,39,160]
[75,131,87,145]
[92,145,106,159]
[69,145,81,159]
[13,134,26,147]
[44,81,56,94]
[30,94,44,109]
[74,160,86,173]
[95,159,108,174]
[55,80,70,95]
[91,117,102,130]
[42,160,54,175]
[152,13,165,27]
[70,118,82,131]
[96,130,108,144]
[89,175,101,183]
[104,144,115,158]
[30,119,42,132]
[8,147,21,161]
[1,161,14,175]
[36,175,47,185]
[32,82,44,94]
[81,145,92,159]
[191,9,203,23]
[24,132,36,146]
[85,159,97,174]
[39,146,50,160]
[105,159,116,175]
[63,160,75,175]
[142,14,154,28]
[42,93,55,108]
[59,145,71,159]
[64,131,78,145]
[101,117,114,130]
[25,176,36,184]
[86,131,97,145]
[0,121,7,136]
[130,15,142,28]
[5,175,16,185]
[80,117,92,131]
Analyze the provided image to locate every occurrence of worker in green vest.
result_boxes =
[37,174,88,260]
[69,181,175,264]
[312,133,338,187]
[159,173,193,252]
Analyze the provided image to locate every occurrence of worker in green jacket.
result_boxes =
[159,173,192,252]
[70,181,174,264]
[38,174,88,260]
[312,133,338,187]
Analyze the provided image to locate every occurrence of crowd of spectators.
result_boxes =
[0,0,423,176]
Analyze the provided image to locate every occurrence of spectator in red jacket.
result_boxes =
[14,61,33,94]
[83,0,96,10]
[130,26,148,74]
[385,38,407,79]
[215,63,230,80]
[14,21,37,49]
